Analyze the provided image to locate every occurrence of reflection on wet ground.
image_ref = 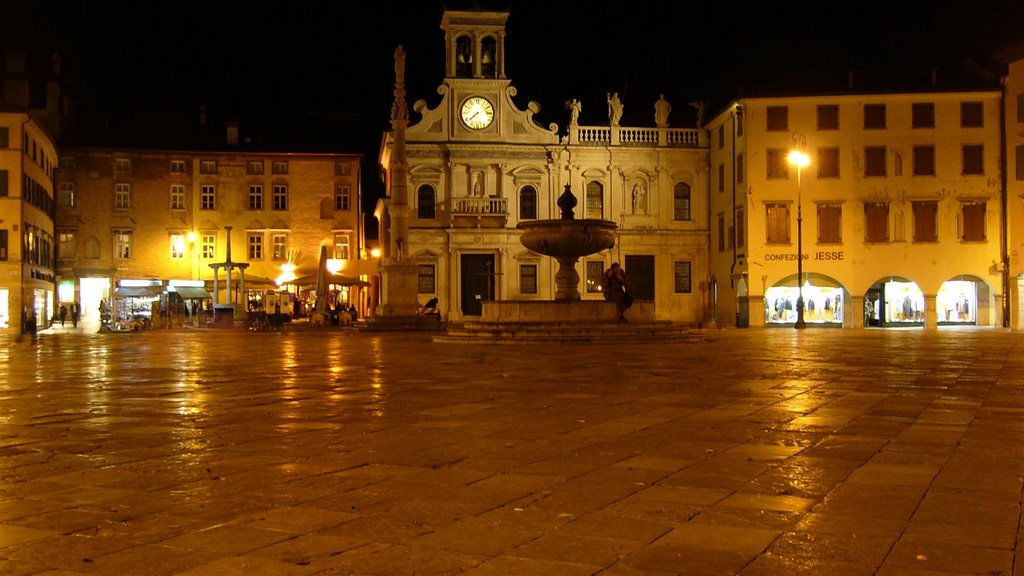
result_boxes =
[1,328,1022,574]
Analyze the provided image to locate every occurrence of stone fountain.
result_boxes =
[517,184,617,300]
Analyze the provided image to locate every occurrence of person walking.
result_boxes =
[70,301,80,328]
[58,304,67,327]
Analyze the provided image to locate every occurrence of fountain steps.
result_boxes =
[434,321,703,344]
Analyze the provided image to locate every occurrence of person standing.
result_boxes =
[603,263,629,321]
[70,301,80,328]
[58,304,67,327]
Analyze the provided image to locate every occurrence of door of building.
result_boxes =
[624,255,655,301]
[460,254,495,316]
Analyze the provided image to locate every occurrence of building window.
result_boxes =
[961,102,983,128]
[335,186,351,211]
[0,169,6,197]
[417,184,436,219]
[169,160,186,173]
[334,234,350,260]
[114,230,132,259]
[766,203,790,244]
[913,146,936,176]
[272,160,288,175]
[717,213,726,252]
[0,229,7,260]
[673,183,691,221]
[170,233,185,260]
[1018,94,1024,123]
[912,201,938,242]
[201,234,216,259]
[115,158,131,172]
[59,156,75,170]
[865,202,889,242]
[418,264,435,293]
[519,263,538,294]
[249,185,263,210]
[736,208,745,247]
[717,163,725,192]
[58,230,76,259]
[0,127,8,147]
[246,160,264,175]
[736,155,744,184]
[248,233,263,260]
[817,104,839,130]
[912,102,935,128]
[817,147,840,178]
[766,106,788,131]
[170,184,185,210]
[59,181,76,208]
[115,183,131,209]
[272,184,288,210]
[201,184,216,210]
[766,148,789,179]
[585,181,603,219]
[865,146,887,177]
[817,204,842,244]
[717,125,724,149]
[271,233,287,260]
[962,202,986,241]
[674,261,692,293]
[864,104,886,129]
[962,145,984,175]
[199,160,217,174]
[519,185,537,219]
[585,261,604,293]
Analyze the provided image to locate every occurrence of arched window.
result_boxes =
[585,181,603,219]
[455,36,473,78]
[519,185,537,220]
[417,185,436,219]
[673,182,691,221]
[481,37,497,78]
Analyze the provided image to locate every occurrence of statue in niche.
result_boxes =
[654,94,671,128]
[607,92,623,127]
[632,182,647,214]
[566,99,582,125]
[472,172,485,197]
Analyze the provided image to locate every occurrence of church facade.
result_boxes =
[376,8,711,324]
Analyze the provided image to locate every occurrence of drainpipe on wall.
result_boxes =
[1000,75,1011,328]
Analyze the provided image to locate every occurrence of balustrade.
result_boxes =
[452,196,507,215]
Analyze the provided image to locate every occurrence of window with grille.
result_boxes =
[170,233,185,260]
[817,204,842,244]
[673,183,691,220]
[519,264,537,294]
[272,161,288,175]
[912,201,938,242]
[199,160,217,174]
[864,203,889,242]
[585,181,603,219]
[115,158,131,171]
[418,264,435,293]
[766,203,790,244]
[58,231,76,259]
[169,160,186,173]
[674,261,692,293]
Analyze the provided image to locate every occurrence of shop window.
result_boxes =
[418,264,435,293]
[417,184,436,219]
[585,181,603,219]
[519,263,537,294]
[913,146,936,176]
[864,104,886,129]
[817,147,839,178]
[937,280,977,324]
[817,204,842,244]
[248,233,263,260]
[249,185,263,210]
[717,213,726,252]
[519,185,537,220]
[912,201,938,242]
[673,183,691,220]
[766,106,788,131]
[961,102,983,127]
[765,203,790,244]
[335,186,351,211]
[586,260,604,293]
[865,146,886,177]
[962,145,984,175]
[865,202,889,242]
[962,202,986,241]
[767,285,844,325]
[766,148,789,179]
[912,103,935,128]
[817,104,839,130]
[674,261,692,293]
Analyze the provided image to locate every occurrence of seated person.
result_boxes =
[419,297,440,317]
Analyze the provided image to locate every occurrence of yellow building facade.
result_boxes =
[708,91,1004,329]
[1002,53,1024,331]
[54,148,367,328]
[0,109,57,334]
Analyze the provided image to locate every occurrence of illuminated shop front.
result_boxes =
[936,279,977,325]
[0,289,8,329]
[865,279,924,327]
[765,275,845,326]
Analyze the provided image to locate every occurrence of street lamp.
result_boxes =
[787,143,810,330]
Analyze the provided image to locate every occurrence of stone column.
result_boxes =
[851,295,864,328]
[924,294,938,330]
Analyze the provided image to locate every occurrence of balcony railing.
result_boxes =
[569,126,706,148]
[452,197,507,215]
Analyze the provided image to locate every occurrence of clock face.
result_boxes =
[460,97,494,129]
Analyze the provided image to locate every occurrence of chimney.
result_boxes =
[847,69,855,90]
[226,119,238,145]
[199,104,208,127]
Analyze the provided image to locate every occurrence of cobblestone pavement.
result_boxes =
[1,327,1023,575]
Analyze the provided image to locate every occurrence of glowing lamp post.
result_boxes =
[787,145,810,330]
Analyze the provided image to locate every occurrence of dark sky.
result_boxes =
[6,0,1024,207]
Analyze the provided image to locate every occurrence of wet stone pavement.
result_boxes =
[1,327,1023,575]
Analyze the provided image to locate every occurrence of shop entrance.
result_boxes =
[80,277,110,326]
[864,277,923,327]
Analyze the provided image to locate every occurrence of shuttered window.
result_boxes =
[912,201,938,242]
[865,203,889,242]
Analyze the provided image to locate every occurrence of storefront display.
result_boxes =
[937,280,976,324]
[0,289,8,328]
[766,284,844,325]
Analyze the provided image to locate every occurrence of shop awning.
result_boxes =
[170,286,211,299]
[115,285,164,297]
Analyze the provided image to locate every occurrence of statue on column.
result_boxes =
[607,92,623,127]
[654,94,671,128]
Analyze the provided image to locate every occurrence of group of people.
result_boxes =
[57,302,81,328]
[603,262,633,321]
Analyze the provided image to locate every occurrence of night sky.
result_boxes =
[6,0,1024,209]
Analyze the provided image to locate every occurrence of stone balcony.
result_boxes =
[567,125,707,148]
[451,196,508,228]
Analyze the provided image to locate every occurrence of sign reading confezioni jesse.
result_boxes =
[765,251,845,262]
